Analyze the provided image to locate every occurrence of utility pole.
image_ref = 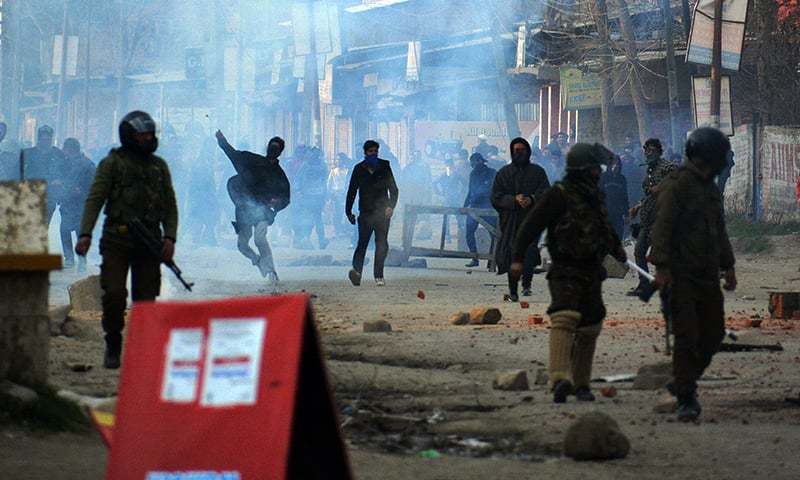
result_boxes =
[82,13,91,147]
[592,0,614,146]
[660,0,681,150]
[709,0,723,128]
[490,1,521,143]
[55,0,69,142]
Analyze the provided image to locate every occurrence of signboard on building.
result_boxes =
[559,67,602,110]
[52,35,79,76]
[406,41,422,82]
[686,0,748,71]
[691,75,733,136]
[414,120,540,157]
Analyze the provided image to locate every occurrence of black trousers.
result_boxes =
[508,243,539,295]
[352,211,390,279]
[100,242,161,351]
[670,278,725,397]
[634,226,651,289]
[466,215,497,254]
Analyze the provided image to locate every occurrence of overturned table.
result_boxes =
[401,204,499,271]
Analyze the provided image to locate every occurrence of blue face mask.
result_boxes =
[365,154,379,168]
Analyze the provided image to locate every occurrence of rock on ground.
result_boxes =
[633,362,673,390]
[68,275,103,312]
[534,368,549,386]
[564,411,630,461]
[469,307,502,325]
[48,305,72,336]
[363,320,392,333]
[449,312,470,326]
[492,370,529,391]
[0,381,39,406]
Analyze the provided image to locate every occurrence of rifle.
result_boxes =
[626,260,672,355]
[129,217,194,291]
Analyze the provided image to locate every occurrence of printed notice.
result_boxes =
[161,328,205,403]
[200,318,267,407]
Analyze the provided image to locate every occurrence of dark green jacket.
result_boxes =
[650,161,735,280]
[79,148,178,242]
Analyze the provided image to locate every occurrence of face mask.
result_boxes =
[365,154,379,167]
[133,136,158,154]
[646,152,660,163]
[512,152,529,165]
[267,143,282,159]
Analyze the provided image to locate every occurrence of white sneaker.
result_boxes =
[375,278,386,287]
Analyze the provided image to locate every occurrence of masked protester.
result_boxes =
[75,111,178,369]
[600,154,630,239]
[216,129,290,282]
[59,138,96,272]
[346,140,399,287]
[22,125,65,221]
[650,127,737,422]
[628,138,676,297]
[491,137,550,302]
[463,153,497,267]
[511,143,626,403]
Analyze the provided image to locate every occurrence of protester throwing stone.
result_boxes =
[511,143,625,403]
[649,127,737,422]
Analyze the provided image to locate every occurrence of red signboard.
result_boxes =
[105,294,351,480]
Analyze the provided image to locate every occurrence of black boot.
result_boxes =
[465,258,479,268]
[677,393,702,422]
[104,335,122,370]
[553,379,574,404]
[574,386,596,402]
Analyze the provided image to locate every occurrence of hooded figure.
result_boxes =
[491,137,551,301]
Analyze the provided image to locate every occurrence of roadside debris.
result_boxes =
[528,315,544,325]
[68,275,103,312]
[719,330,784,352]
[417,290,426,300]
[493,370,529,391]
[469,307,502,325]
[600,386,618,398]
[632,362,673,390]
[449,312,470,326]
[363,320,392,333]
[564,411,630,461]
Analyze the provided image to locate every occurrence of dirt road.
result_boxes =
[6,235,800,479]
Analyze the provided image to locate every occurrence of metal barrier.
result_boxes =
[401,204,499,270]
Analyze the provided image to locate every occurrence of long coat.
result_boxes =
[491,162,551,274]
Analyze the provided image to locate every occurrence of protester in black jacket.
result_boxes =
[346,140,399,287]
[491,137,551,302]
[464,153,497,267]
[600,155,629,239]
[216,129,289,283]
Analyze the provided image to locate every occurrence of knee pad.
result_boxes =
[550,310,581,332]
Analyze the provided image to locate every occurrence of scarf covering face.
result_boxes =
[365,154,379,168]
[509,137,532,166]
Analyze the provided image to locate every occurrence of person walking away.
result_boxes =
[59,138,96,272]
[491,137,550,302]
[187,137,221,246]
[464,153,497,267]
[346,140,399,287]
[511,143,625,403]
[216,130,290,282]
[22,125,64,222]
[328,153,352,238]
[295,147,329,249]
[650,127,737,422]
[75,111,178,369]
[628,138,676,297]
[600,154,630,239]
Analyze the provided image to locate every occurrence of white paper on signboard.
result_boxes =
[691,75,734,136]
[686,0,748,71]
[200,318,267,407]
[161,328,205,403]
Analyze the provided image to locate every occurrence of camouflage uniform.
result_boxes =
[634,158,676,288]
[79,147,178,352]
[650,160,735,398]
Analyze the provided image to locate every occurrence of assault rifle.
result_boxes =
[129,217,194,292]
